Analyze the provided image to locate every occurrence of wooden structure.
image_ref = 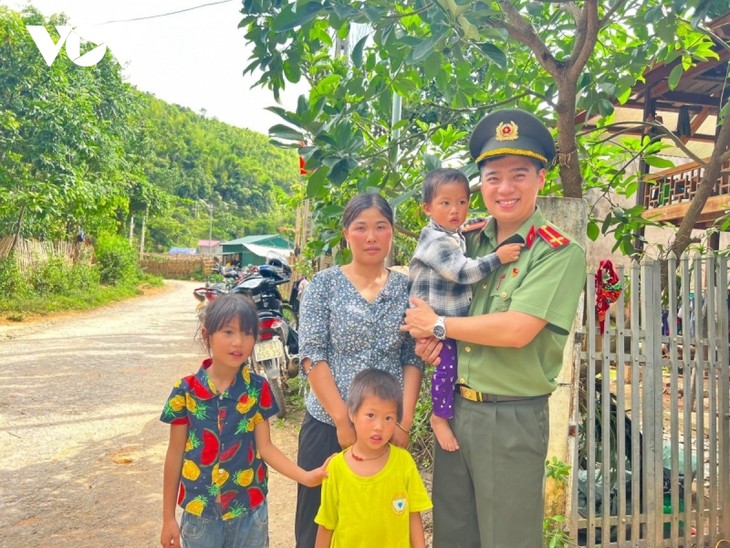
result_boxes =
[642,156,730,227]
[139,253,214,279]
[0,235,91,273]
[580,12,730,230]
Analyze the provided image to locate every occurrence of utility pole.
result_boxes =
[199,199,214,258]
[387,93,402,267]
[139,208,147,254]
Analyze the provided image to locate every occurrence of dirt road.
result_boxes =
[0,280,301,547]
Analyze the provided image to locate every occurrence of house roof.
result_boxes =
[169,247,197,255]
[221,234,293,249]
[239,243,290,261]
[578,11,730,159]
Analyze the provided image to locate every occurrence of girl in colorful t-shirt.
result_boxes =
[314,369,432,548]
[160,294,329,548]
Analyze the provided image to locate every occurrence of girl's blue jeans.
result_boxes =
[181,500,269,548]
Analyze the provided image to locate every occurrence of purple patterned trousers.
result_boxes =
[431,337,457,419]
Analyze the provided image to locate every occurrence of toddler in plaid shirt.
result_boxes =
[408,168,522,451]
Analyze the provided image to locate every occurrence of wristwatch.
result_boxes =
[433,316,447,340]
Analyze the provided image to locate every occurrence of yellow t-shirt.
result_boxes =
[315,444,432,547]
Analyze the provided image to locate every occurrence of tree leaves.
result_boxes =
[238,0,726,260]
[479,43,507,69]
[0,6,300,250]
[409,35,440,64]
[271,2,326,32]
[269,124,306,141]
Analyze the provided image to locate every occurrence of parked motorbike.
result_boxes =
[192,285,226,326]
[209,263,245,290]
[230,262,299,418]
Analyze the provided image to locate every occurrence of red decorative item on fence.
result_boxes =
[299,141,309,175]
[595,259,622,334]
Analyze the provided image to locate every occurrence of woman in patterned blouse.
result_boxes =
[294,193,424,548]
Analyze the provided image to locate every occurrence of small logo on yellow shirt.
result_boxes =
[392,493,407,515]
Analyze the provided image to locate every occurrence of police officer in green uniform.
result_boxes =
[403,109,586,547]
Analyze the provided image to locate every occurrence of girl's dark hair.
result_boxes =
[422,167,470,203]
[202,294,259,340]
[347,368,403,422]
[341,193,394,229]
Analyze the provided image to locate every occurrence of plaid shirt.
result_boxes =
[408,220,501,316]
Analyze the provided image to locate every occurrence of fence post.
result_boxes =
[718,257,730,540]
[641,258,664,544]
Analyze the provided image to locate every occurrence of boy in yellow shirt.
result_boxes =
[314,369,432,547]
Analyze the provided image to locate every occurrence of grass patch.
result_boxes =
[0,274,163,319]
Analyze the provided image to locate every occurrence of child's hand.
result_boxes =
[462,216,488,233]
[160,518,181,547]
[302,453,335,487]
[496,242,523,264]
[415,337,442,366]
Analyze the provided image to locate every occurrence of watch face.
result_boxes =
[434,325,446,340]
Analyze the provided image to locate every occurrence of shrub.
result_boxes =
[94,233,141,286]
[0,255,31,298]
[31,255,72,295]
[69,260,101,289]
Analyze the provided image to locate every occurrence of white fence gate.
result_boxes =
[569,255,730,547]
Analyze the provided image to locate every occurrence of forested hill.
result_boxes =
[140,95,301,250]
[0,5,301,252]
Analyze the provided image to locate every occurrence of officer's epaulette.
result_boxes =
[462,216,488,233]
[536,224,570,248]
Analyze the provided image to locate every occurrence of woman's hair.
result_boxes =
[422,167,470,203]
[341,193,394,229]
[347,368,403,422]
[202,293,259,341]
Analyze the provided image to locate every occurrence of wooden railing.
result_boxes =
[642,156,730,210]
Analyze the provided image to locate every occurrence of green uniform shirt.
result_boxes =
[458,207,586,396]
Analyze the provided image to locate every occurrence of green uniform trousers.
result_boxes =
[432,394,550,548]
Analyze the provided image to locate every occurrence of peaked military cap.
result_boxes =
[469,108,556,167]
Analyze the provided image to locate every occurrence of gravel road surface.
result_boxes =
[0,280,300,547]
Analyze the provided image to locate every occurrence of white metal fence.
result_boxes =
[570,256,730,547]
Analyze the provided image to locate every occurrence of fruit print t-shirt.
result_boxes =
[160,358,279,520]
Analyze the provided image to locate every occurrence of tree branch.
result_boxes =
[599,0,630,27]
[567,0,599,81]
[394,222,419,240]
[670,99,730,257]
[496,1,560,77]
[584,121,708,165]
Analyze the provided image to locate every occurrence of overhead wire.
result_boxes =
[99,0,232,25]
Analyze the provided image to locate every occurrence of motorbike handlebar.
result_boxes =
[193,287,226,302]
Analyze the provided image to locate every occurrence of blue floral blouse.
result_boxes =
[298,266,423,426]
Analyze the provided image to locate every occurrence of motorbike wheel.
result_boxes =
[282,302,298,330]
[257,359,288,418]
[268,375,288,419]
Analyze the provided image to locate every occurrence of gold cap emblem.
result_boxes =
[495,121,519,141]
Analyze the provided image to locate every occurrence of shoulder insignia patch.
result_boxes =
[536,225,570,248]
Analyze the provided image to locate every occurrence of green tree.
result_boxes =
[0,6,146,245]
[138,94,301,249]
[238,0,728,258]
[1,5,301,255]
